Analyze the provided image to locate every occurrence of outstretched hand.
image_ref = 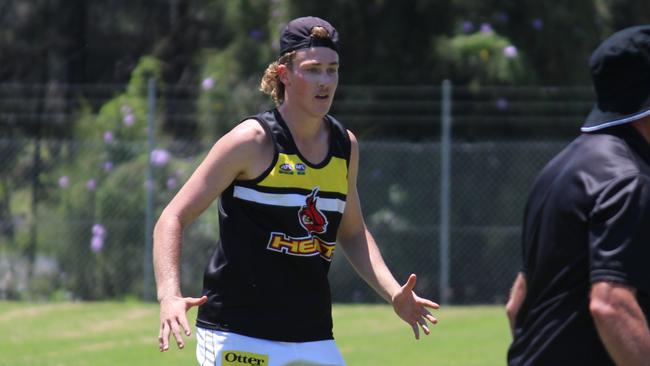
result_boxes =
[391,274,439,340]
[158,295,208,352]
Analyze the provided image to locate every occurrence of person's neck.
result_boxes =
[277,103,324,141]
[631,116,650,144]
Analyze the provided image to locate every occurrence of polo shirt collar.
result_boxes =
[612,124,650,166]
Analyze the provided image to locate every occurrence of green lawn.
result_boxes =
[0,301,510,366]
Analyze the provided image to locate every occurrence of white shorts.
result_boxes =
[196,327,346,366]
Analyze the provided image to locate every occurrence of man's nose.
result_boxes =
[319,73,335,86]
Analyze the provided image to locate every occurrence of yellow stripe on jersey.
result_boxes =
[258,153,348,194]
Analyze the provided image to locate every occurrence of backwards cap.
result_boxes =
[279,16,339,56]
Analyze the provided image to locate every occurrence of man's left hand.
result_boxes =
[391,273,439,340]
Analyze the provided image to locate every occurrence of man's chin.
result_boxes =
[311,103,333,116]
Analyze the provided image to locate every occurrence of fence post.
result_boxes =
[143,78,156,301]
[439,79,452,305]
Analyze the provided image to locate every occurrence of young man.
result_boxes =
[507,25,650,365]
[154,16,438,365]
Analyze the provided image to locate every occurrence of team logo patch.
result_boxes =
[299,187,327,234]
[221,350,268,365]
[279,163,293,174]
[265,187,335,261]
[295,163,307,175]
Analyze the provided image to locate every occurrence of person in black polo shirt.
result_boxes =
[506,26,650,365]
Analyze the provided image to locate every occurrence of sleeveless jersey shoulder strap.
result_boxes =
[325,114,352,162]
[246,109,296,154]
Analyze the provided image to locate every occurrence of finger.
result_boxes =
[424,312,438,325]
[158,325,164,351]
[170,319,185,349]
[404,274,417,292]
[411,322,420,340]
[420,308,438,323]
[179,314,192,337]
[185,295,208,308]
[161,321,171,351]
[417,297,440,309]
[418,319,430,335]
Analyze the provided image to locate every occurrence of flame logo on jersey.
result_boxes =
[298,187,327,234]
[265,187,334,261]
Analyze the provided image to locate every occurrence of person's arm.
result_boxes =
[506,272,526,337]
[590,281,650,365]
[336,131,439,340]
[154,120,270,352]
[587,174,650,364]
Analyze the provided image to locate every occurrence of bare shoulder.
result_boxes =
[346,130,359,158]
[214,118,271,157]
[346,129,358,143]
[220,118,273,180]
[346,129,358,149]
[227,118,270,146]
[345,130,360,179]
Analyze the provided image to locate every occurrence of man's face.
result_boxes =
[283,47,339,117]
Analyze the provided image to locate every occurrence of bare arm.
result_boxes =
[153,120,271,351]
[590,282,650,365]
[336,131,439,339]
[506,272,526,337]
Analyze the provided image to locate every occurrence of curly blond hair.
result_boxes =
[260,26,331,105]
[259,51,296,106]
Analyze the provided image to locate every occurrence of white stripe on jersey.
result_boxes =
[233,186,346,214]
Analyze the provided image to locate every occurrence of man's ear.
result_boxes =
[278,64,290,86]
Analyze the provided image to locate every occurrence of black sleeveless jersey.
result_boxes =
[196,108,351,342]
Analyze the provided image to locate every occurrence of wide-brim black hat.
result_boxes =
[582,25,650,132]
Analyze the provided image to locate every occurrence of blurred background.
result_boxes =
[1,0,648,305]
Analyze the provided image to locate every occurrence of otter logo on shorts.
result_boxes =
[221,350,268,365]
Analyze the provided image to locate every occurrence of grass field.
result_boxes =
[0,301,510,366]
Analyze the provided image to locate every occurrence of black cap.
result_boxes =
[279,16,339,56]
[582,25,650,132]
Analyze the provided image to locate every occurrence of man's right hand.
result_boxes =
[158,295,208,352]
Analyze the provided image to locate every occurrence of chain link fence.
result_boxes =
[0,83,592,304]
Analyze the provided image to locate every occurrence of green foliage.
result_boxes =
[40,138,218,300]
[4,0,650,90]
[126,56,164,97]
[0,140,27,253]
[76,57,163,143]
[197,47,241,138]
[436,30,531,88]
[195,0,276,141]
[35,56,170,299]
[1,52,225,301]
[197,47,271,140]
